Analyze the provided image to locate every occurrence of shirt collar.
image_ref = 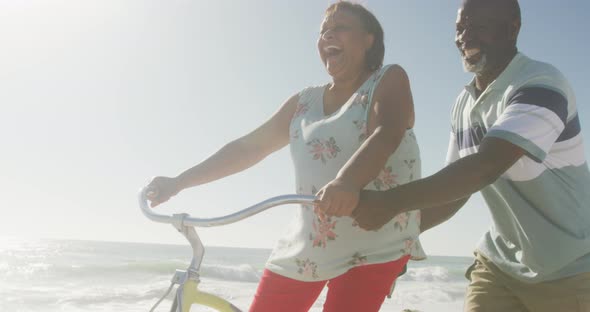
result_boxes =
[464,77,478,99]
[463,52,528,98]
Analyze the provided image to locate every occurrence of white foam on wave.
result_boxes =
[1,262,53,280]
[401,266,450,282]
[392,281,467,304]
[200,263,261,283]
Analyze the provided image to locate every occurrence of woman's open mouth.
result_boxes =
[324,45,343,61]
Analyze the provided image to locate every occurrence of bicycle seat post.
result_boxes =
[172,213,205,282]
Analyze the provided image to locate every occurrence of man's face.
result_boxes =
[455,2,515,74]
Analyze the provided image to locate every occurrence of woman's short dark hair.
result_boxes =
[325,1,384,71]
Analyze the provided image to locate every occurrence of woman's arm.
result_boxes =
[148,93,300,207]
[317,65,414,217]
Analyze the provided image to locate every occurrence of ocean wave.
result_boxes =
[199,264,261,283]
[0,258,262,284]
[69,261,263,283]
[1,262,53,280]
[392,283,468,304]
[0,239,472,311]
[55,286,173,306]
[3,257,469,285]
[0,260,184,281]
[399,266,465,283]
[111,259,190,275]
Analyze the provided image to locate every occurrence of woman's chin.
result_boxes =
[326,63,347,79]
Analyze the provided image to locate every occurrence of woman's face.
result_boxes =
[318,9,374,79]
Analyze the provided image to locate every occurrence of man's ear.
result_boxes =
[509,20,521,41]
[365,33,375,51]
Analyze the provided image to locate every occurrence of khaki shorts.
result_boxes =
[464,252,590,312]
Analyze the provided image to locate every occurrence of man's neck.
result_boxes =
[474,49,518,95]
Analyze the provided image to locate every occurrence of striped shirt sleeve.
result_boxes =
[486,87,568,162]
[446,131,460,165]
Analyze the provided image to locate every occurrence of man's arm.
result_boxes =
[353,85,569,231]
[419,196,469,233]
[353,137,525,231]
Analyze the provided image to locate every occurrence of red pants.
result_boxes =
[249,255,409,312]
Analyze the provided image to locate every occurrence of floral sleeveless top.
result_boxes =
[266,65,426,281]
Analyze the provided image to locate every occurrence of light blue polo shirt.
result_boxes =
[447,52,590,283]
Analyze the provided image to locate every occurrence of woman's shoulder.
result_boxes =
[367,64,409,90]
[297,84,327,102]
[379,64,409,79]
[369,64,410,94]
[299,84,326,94]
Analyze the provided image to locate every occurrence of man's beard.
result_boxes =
[463,53,487,74]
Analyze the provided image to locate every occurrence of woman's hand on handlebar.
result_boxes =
[314,178,360,218]
[146,176,182,208]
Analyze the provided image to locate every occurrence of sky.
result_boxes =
[1,0,589,257]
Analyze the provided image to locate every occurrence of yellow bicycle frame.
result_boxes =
[179,279,241,312]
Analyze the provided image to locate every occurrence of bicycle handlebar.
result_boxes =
[138,187,316,227]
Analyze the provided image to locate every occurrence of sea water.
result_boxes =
[0,238,470,311]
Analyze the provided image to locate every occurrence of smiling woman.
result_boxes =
[145,1,424,311]
[319,2,384,76]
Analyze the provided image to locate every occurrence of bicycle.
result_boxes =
[138,187,315,312]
